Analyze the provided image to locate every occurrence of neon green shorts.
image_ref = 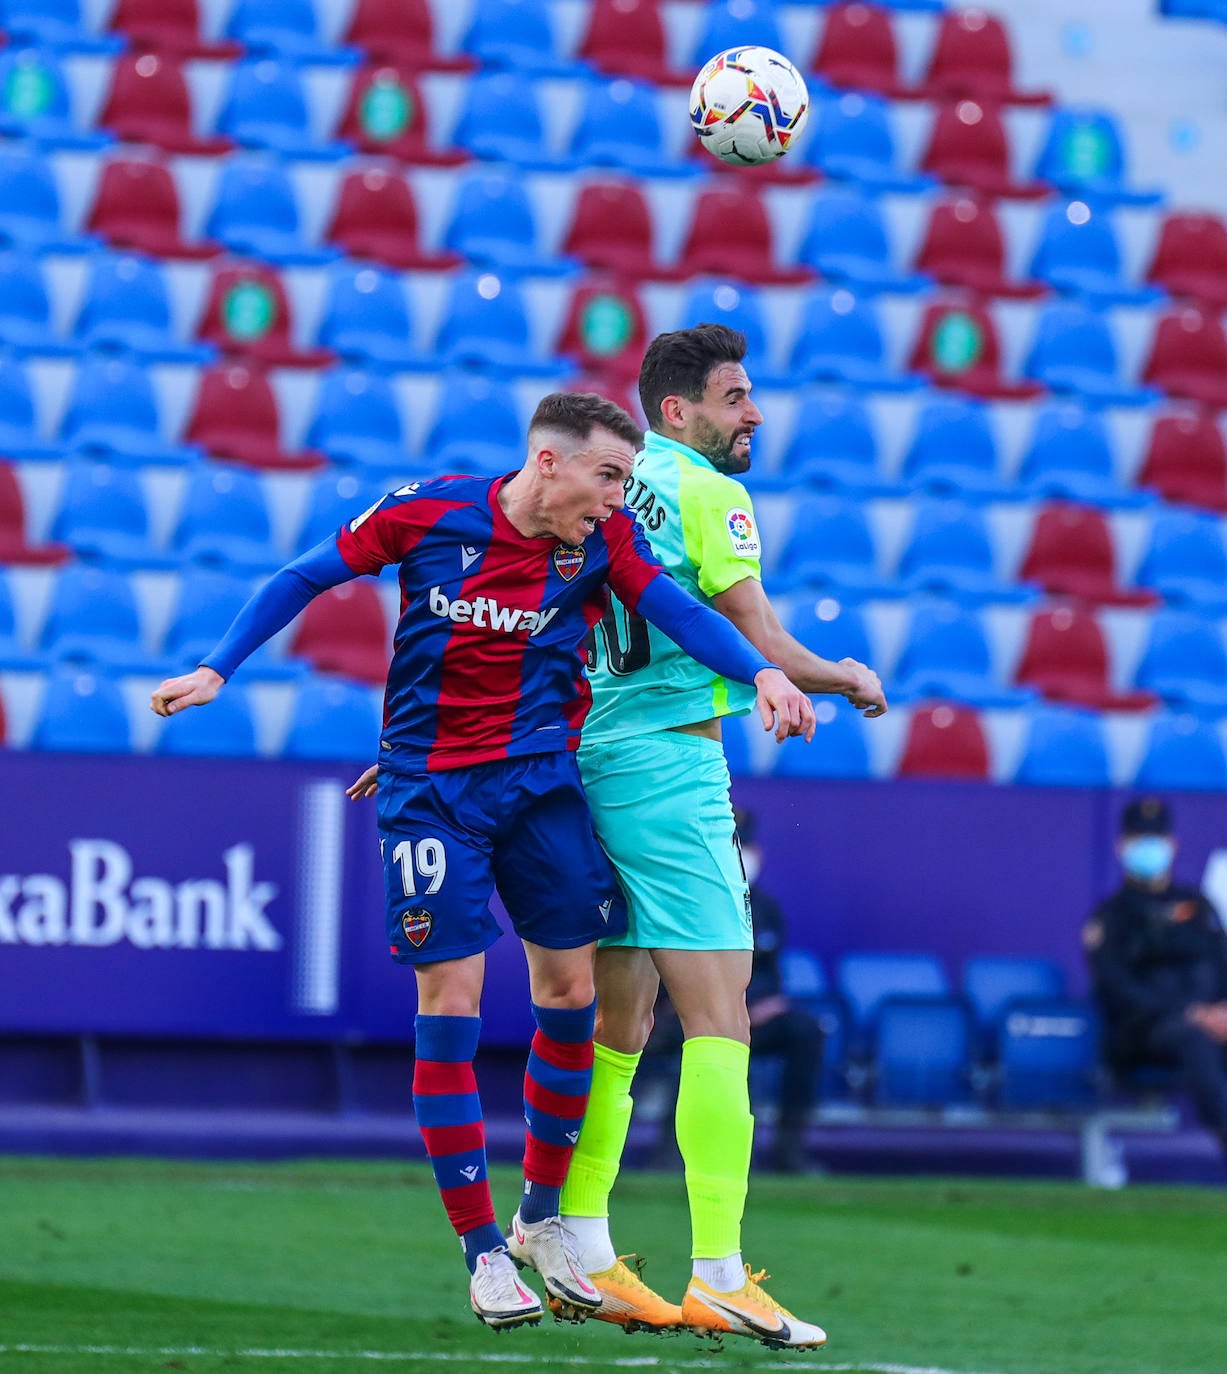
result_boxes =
[579,730,752,951]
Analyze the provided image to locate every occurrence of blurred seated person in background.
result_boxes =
[1085,796,1227,1160]
[643,808,825,1173]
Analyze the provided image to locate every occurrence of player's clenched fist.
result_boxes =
[753,667,816,743]
[150,666,224,717]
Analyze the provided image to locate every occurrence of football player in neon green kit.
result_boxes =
[558,324,887,1347]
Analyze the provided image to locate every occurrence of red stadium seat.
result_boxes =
[914,9,1051,107]
[567,374,641,422]
[326,168,463,271]
[291,582,390,685]
[562,182,682,281]
[813,2,909,99]
[555,277,649,381]
[675,186,813,285]
[1146,212,1227,309]
[108,0,242,59]
[1137,411,1227,512]
[185,364,326,472]
[86,158,222,261]
[196,264,335,369]
[1142,306,1227,409]
[99,52,235,156]
[337,65,469,165]
[1019,504,1157,608]
[0,463,70,566]
[343,0,474,71]
[578,0,691,87]
[908,299,1044,400]
[1015,605,1157,711]
[921,100,1049,201]
[0,684,6,745]
[896,702,990,780]
[913,198,1044,299]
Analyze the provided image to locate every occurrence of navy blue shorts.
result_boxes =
[376,751,628,965]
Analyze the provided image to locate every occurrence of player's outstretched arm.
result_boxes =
[151,666,224,717]
[754,667,816,743]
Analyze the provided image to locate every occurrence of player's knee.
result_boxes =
[533,974,597,1009]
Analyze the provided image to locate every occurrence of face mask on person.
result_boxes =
[1120,836,1175,881]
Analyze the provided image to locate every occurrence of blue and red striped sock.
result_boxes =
[412,1014,504,1273]
[520,999,596,1224]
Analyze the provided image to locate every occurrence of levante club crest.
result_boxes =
[401,909,433,947]
[553,545,586,581]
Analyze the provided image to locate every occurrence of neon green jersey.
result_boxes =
[583,431,762,742]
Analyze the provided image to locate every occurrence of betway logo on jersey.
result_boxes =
[0,841,281,951]
[429,586,559,636]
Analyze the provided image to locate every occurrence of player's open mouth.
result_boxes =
[582,517,599,533]
[734,434,752,451]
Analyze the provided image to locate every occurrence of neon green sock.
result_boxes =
[675,1036,753,1260]
[560,1041,641,1219]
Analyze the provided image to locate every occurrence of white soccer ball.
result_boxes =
[690,46,811,167]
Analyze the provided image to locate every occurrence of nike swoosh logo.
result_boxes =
[461,546,481,570]
[701,1294,790,1342]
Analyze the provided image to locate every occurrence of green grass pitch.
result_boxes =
[0,1157,1222,1374]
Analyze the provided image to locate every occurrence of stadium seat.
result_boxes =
[50,460,178,571]
[1134,609,1227,713]
[771,699,872,779]
[40,563,162,673]
[294,471,388,554]
[996,998,1099,1108]
[443,167,571,277]
[1015,605,1157,711]
[0,355,60,461]
[155,681,260,757]
[59,354,202,466]
[561,181,679,281]
[1142,305,1227,409]
[0,251,80,358]
[160,566,302,681]
[908,299,1044,401]
[1018,504,1157,607]
[30,668,132,754]
[107,0,243,59]
[342,0,472,70]
[1137,410,1227,512]
[1146,211,1227,308]
[433,269,566,376]
[282,675,382,761]
[185,363,325,472]
[72,253,214,364]
[804,91,936,193]
[1,0,122,54]
[1134,711,1227,790]
[171,462,282,573]
[462,0,582,76]
[325,167,463,272]
[0,146,100,255]
[896,701,992,779]
[86,157,222,261]
[1029,201,1162,308]
[316,262,430,373]
[1136,505,1227,610]
[570,78,691,179]
[1013,704,1111,787]
[290,582,390,685]
[1018,402,1138,508]
[689,0,786,68]
[99,51,234,155]
[813,2,909,98]
[0,47,111,151]
[223,0,360,66]
[673,186,812,286]
[196,263,335,369]
[554,278,649,381]
[0,461,70,565]
[205,159,339,267]
[336,64,469,165]
[425,371,524,477]
[913,9,1051,106]
[1034,109,1163,208]
[913,198,1043,299]
[920,99,1049,200]
[797,188,929,294]
[679,281,791,395]
[791,286,922,390]
[893,601,1034,708]
[773,492,898,597]
[1024,301,1160,407]
[962,956,1065,1045]
[453,70,576,172]
[578,0,691,88]
[781,390,898,496]
[0,563,47,668]
[873,996,974,1106]
[784,596,875,670]
[305,368,408,473]
[837,951,950,1040]
[899,394,1016,500]
[897,498,1032,605]
[217,59,350,161]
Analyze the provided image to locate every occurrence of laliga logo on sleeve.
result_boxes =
[553,544,586,581]
[401,908,433,947]
[726,507,760,557]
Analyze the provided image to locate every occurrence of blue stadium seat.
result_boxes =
[453,70,576,172]
[1018,402,1143,509]
[837,952,950,1041]
[0,47,112,150]
[772,493,898,596]
[161,567,302,680]
[893,600,1035,708]
[1135,507,1227,611]
[40,563,164,673]
[155,681,260,758]
[442,168,572,277]
[721,712,752,776]
[897,499,1033,606]
[71,253,214,364]
[0,0,123,54]
[900,395,1015,501]
[570,79,691,179]
[996,998,1100,1108]
[1033,109,1163,208]
[59,355,202,466]
[462,0,583,76]
[789,286,922,390]
[780,947,828,1000]
[783,596,874,667]
[205,158,340,266]
[0,146,99,254]
[425,371,524,476]
[779,390,899,496]
[962,956,1065,1044]
[0,565,45,670]
[0,353,57,459]
[305,368,409,473]
[797,188,929,295]
[0,251,79,358]
[804,91,936,194]
[1028,202,1164,308]
[1134,609,1227,713]
[1134,711,1227,790]
[172,464,282,573]
[282,675,381,761]
[679,280,791,395]
[433,270,568,376]
[217,59,349,161]
[316,262,431,372]
[873,996,974,1106]
[1013,704,1111,787]
[689,0,787,65]
[1023,301,1161,407]
[31,668,132,753]
[295,471,389,554]
[224,0,360,65]
[771,699,871,779]
[50,461,178,571]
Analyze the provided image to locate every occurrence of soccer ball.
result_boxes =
[690,46,810,166]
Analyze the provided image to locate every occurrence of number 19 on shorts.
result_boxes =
[392,838,447,896]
